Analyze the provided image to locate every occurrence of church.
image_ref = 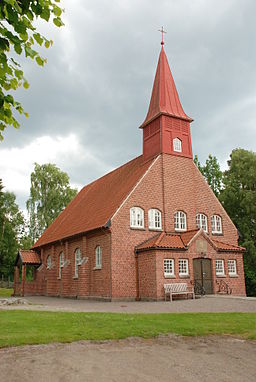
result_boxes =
[14,41,246,300]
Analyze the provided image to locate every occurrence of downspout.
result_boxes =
[135,251,140,301]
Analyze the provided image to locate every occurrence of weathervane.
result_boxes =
[158,26,167,45]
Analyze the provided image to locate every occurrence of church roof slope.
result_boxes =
[140,47,192,128]
[33,155,155,248]
[15,250,41,265]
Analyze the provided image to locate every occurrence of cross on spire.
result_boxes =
[158,26,167,46]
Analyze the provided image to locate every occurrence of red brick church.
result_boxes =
[14,43,246,300]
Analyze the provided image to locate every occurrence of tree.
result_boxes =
[27,163,77,242]
[0,0,64,140]
[220,149,256,296]
[194,154,223,196]
[0,182,24,278]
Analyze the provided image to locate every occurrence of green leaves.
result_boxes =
[0,0,64,140]
[194,154,223,196]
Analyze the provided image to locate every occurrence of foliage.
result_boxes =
[220,149,256,296]
[0,311,255,347]
[26,163,77,242]
[194,154,223,196]
[0,287,13,297]
[0,0,64,140]
[0,180,24,277]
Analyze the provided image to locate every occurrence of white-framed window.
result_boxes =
[95,246,102,269]
[174,211,187,231]
[130,207,144,229]
[216,259,225,276]
[196,213,208,232]
[228,260,237,276]
[164,259,174,277]
[59,251,65,278]
[211,215,222,234]
[47,255,52,269]
[173,137,182,152]
[179,259,189,276]
[148,208,162,230]
[74,248,81,277]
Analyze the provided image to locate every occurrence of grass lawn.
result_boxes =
[0,288,13,298]
[0,311,255,348]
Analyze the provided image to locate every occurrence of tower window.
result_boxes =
[196,213,208,232]
[130,207,144,229]
[173,138,182,152]
[148,209,162,230]
[174,211,187,231]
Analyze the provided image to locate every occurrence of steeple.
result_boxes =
[140,46,193,161]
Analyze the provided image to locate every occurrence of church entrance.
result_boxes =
[193,258,213,294]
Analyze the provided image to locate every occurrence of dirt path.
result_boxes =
[1,335,255,382]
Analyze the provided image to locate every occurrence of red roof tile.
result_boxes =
[136,232,186,251]
[212,239,246,252]
[19,250,41,264]
[180,229,200,246]
[140,47,192,128]
[33,155,155,248]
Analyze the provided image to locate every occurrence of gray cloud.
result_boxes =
[1,0,256,209]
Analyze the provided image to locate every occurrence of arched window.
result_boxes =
[59,251,65,278]
[173,138,182,152]
[174,211,187,231]
[74,248,81,277]
[211,215,222,234]
[47,255,52,269]
[196,213,208,232]
[148,209,162,230]
[95,246,102,269]
[130,207,144,228]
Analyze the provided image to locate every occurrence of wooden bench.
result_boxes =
[164,283,195,301]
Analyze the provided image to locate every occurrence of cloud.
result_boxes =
[1,0,256,210]
[0,134,113,209]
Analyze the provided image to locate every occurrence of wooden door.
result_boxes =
[193,258,213,294]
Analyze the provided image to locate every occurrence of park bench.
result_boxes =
[164,283,195,301]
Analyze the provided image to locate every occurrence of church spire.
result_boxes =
[140,46,192,129]
[141,46,193,161]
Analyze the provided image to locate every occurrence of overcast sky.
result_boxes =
[1,0,256,211]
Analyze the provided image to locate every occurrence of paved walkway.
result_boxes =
[1,295,256,313]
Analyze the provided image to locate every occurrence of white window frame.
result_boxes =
[47,255,52,270]
[174,211,187,231]
[173,137,182,152]
[179,259,189,276]
[130,207,144,229]
[95,246,102,269]
[211,215,222,234]
[164,259,175,277]
[196,213,208,232]
[59,251,65,278]
[228,260,237,276]
[74,248,81,277]
[148,208,162,230]
[216,259,225,276]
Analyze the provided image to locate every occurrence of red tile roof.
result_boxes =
[212,239,246,252]
[140,47,192,128]
[136,231,187,251]
[136,230,245,253]
[19,250,41,264]
[180,229,200,246]
[33,155,155,248]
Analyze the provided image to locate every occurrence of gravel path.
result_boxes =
[1,295,256,313]
[0,335,255,382]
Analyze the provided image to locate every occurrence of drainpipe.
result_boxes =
[135,252,140,301]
